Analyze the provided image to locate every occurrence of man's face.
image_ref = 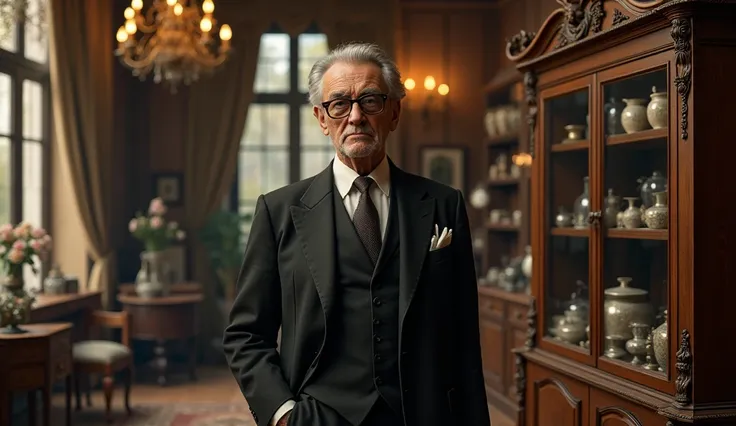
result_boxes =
[314,62,401,159]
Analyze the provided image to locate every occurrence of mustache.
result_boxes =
[341,126,375,143]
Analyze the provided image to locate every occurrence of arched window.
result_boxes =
[0,1,50,291]
[234,26,332,225]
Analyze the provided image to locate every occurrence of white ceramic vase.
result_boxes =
[621,98,650,134]
[647,88,668,129]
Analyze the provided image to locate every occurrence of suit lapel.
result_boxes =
[290,165,336,319]
[391,162,436,333]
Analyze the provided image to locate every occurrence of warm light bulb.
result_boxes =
[202,0,215,14]
[423,76,436,91]
[174,3,183,15]
[200,17,212,32]
[404,78,416,91]
[219,24,232,41]
[437,84,449,96]
[125,19,137,34]
[131,0,143,11]
[166,0,177,5]
[116,27,128,43]
[124,7,135,19]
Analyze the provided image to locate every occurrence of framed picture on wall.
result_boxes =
[152,172,184,206]
[419,146,466,192]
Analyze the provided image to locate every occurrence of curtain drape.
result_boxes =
[183,23,262,351]
[48,0,115,305]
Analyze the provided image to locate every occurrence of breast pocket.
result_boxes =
[427,246,453,265]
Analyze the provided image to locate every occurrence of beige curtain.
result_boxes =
[184,23,262,349]
[48,0,115,305]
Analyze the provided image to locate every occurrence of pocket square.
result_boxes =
[429,224,453,251]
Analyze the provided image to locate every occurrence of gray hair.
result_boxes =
[307,42,406,106]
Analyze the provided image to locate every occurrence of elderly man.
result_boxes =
[223,42,489,426]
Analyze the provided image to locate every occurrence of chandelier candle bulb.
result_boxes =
[437,84,449,96]
[115,0,233,92]
[424,75,436,91]
[404,78,416,90]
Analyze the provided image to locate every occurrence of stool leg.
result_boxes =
[74,374,82,411]
[85,375,92,407]
[27,390,36,426]
[102,372,114,423]
[123,366,132,415]
[65,375,72,426]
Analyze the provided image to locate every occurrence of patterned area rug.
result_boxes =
[49,403,255,426]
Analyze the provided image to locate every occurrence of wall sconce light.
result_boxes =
[403,75,449,128]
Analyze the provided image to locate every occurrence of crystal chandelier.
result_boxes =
[115,0,233,93]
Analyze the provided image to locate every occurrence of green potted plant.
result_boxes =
[199,210,251,302]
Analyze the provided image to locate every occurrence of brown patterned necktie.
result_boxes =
[352,176,381,265]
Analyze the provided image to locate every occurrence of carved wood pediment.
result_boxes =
[504,0,696,65]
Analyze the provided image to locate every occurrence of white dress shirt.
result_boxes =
[270,155,392,425]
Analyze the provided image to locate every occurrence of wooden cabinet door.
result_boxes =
[479,316,505,393]
[527,362,588,426]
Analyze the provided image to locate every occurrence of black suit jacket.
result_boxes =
[223,159,490,426]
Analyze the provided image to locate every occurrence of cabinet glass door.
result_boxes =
[540,79,592,361]
[597,55,671,389]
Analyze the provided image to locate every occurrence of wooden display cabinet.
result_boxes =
[475,67,533,421]
[504,1,736,425]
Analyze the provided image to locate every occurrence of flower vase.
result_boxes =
[0,274,34,334]
[135,251,171,298]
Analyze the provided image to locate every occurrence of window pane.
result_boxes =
[24,0,47,63]
[253,33,290,93]
[238,149,289,201]
[242,104,289,147]
[22,141,43,229]
[0,137,10,225]
[0,73,10,135]
[0,11,17,52]
[300,149,333,180]
[298,33,328,93]
[300,105,330,147]
[23,80,43,140]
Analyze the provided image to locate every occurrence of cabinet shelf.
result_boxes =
[486,134,519,146]
[550,227,590,237]
[488,178,520,187]
[606,127,667,147]
[486,223,520,232]
[606,228,668,240]
[550,140,589,152]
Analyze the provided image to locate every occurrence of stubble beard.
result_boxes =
[339,132,381,159]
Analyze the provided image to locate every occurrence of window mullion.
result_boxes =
[11,72,23,224]
[289,35,300,183]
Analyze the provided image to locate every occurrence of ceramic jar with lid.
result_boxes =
[603,277,655,340]
[43,264,67,295]
[647,86,668,129]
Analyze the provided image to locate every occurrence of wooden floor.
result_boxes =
[48,366,513,425]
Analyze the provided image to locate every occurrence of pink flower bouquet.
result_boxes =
[0,221,52,279]
[129,197,186,252]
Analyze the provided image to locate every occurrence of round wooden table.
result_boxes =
[116,293,203,386]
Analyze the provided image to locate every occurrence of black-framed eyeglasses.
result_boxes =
[321,94,389,119]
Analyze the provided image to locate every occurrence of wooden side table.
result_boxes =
[116,293,203,386]
[117,282,202,295]
[0,323,73,426]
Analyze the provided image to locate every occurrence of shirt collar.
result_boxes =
[332,154,391,199]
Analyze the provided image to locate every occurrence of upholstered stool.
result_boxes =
[72,310,133,423]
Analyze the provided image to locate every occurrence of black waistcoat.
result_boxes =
[303,186,402,426]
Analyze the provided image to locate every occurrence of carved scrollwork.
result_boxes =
[514,351,527,407]
[524,71,538,160]
[674,329,692,407]
[671,17,692,140]
[507,30,536,57]
[613,9,630,26]
[525,296,537,348]
[555,0,605,48]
